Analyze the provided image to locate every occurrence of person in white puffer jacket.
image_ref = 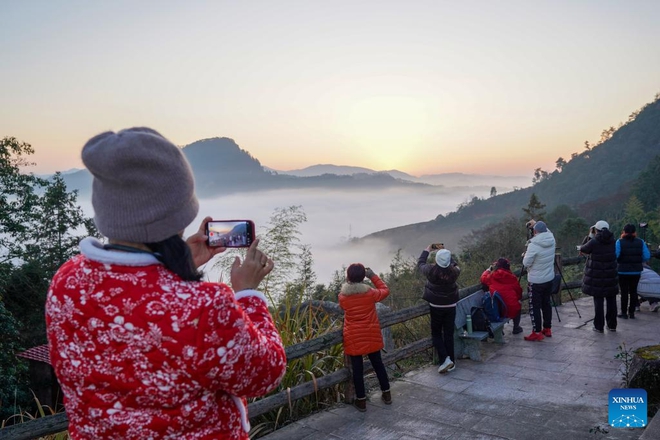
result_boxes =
[522,221,557,341]
[638,264,660,312]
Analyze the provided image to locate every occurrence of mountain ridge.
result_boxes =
[60,138,530,197]
[363,95,660,256]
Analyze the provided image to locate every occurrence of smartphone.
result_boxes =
[431,243,445,250]
[206,220,255,248]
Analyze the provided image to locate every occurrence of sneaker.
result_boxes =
[524,331,545,341]
[354,398,367,412]
[512,326,524,335]
[446,364,456,372]
[381,390,392,405]
[607,326,616,332]
[541,328,552,337]
[592,327,604,333]
[438,356,454,374]
[650,303,659,313]
[617,314,628,319]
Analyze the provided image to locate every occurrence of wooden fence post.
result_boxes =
[343,354,355,403]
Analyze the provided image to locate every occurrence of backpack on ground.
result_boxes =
[470,306,490,332]
[482,290,508,322]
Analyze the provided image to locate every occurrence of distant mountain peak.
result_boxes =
[184,137,241,150]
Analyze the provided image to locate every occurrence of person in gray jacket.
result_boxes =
[522,221,557,341]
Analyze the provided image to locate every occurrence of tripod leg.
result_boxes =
[551,296,561,322]
[556,263,582,318]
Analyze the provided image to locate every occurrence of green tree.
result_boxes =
[621,196,646,229]
[522,193,547,221]
[490,186,497,198]
[532,168,550,184]
[311,267,345,302]
[546,204,578,229]
[0,301,30,422]
[458,216,527,285]
[555,157,567,171]
[1,137,95,419]
[2,262,51,348]
[1,137,41,265]
[284,244,317,305]
[556,217,590,257]
[382,250,424,310]
[631,155,660,212]
[24,173,98,273]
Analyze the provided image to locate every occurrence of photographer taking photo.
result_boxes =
[418,245,460,374]
[522,220,556,341]
[46,128,287,439]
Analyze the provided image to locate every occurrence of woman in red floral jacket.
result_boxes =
[338,264,391,412]
[46,128,287,440]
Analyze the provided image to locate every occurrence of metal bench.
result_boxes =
[453,290,509,361]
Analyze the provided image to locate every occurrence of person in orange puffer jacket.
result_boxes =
[480,258,524,334]
[338,263,391,412]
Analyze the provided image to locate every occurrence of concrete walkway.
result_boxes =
[263,296,660,439]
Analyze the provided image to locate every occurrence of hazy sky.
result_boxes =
[2,0,659,176]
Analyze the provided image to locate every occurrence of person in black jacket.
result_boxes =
[616,223,651,319]
[418,246,460,374]
[578,220,619,333]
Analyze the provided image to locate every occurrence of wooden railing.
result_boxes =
[0,256,587,440]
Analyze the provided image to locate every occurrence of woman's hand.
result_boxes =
[187,216,226,268]
[230,238,274,292]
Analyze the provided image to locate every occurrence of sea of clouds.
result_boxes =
[77,185,499,285]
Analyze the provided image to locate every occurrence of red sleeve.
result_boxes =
[368,274,390,302]
[480,270,492,286]
[196,286,286,398]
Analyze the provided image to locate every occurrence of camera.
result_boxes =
[206,220,255,248]
[431,243,444,250]
[525,219,536,240]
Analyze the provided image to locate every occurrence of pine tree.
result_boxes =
[522,193,547,221]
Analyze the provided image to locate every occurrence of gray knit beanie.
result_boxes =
[82,127,199,243]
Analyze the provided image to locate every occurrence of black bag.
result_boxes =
[551,273,562,296]
[470,306,490,332]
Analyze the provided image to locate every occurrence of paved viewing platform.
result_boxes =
[264,296,659,440]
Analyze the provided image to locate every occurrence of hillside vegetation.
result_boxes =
[366,94,660,255]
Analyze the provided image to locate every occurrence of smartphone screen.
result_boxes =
[206,220,255,248]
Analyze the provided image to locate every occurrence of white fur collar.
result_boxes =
[340,282,371,295]
[79,237,162,267]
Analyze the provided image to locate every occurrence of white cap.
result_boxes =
[593,220,609,231]
[435,249,451,268]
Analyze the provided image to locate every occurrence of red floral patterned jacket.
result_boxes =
[46,238,287,439]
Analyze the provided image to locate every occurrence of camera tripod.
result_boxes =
[554,260,582,319]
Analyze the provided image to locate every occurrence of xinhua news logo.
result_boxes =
[608,388,647,428]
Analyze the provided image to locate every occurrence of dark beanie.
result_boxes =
[82,127,199,243]
[534,221,548,233]
[346,263,366,282]
[623,223,636,234]
[496,258,510,271]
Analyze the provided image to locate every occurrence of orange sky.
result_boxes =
[2,1,659,177]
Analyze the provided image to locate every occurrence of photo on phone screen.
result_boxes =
[206,220,255,248]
